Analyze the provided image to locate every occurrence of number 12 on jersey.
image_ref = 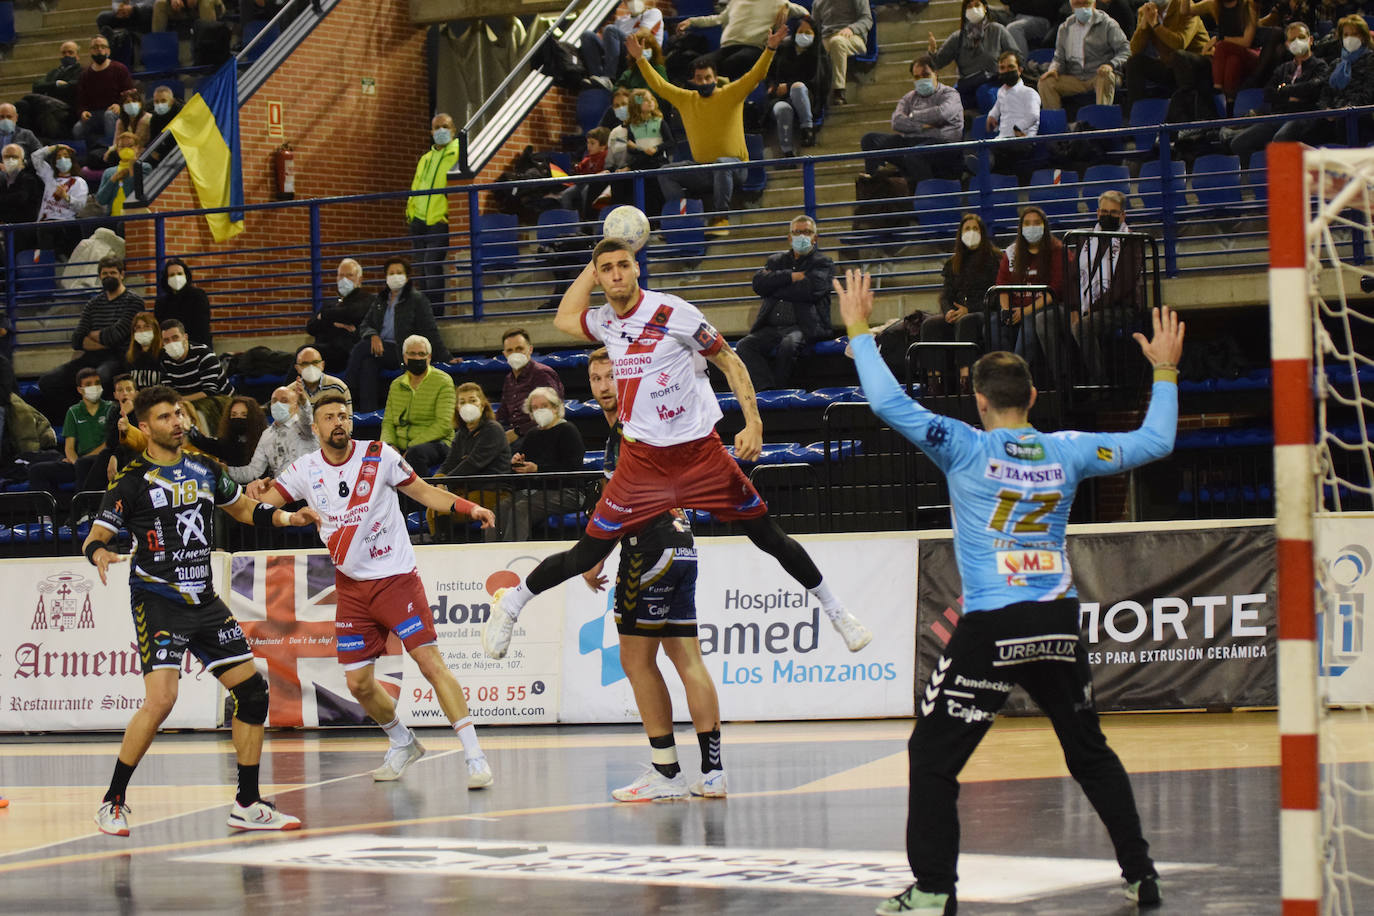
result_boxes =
[987,489,1062,535]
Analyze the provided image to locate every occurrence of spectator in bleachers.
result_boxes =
[629,21,787,236]
[975,51,1040,178]
[929,0,1019,110]
[98,1,154,34]
[346,255,453,413]
[497,327,564,445]
[124,310,163,389]
[75,35,135,146]
[309,258,376,371]
[678,0,810,81]
[146,85,183,164]
[1319,14,1374,118]
[1191,0,1261,100]
[738,215,834,391]
[405,113,459,305]
[860,57,963,186]
[921,213,1003,391]
[559,127,613,218]
[152,0,223,32]
[33,41,84,108]
[112,88,152,150]
[381,334,455,473]
[189,395,264,466]
[602,87,633,133]
[3,389,58,472]
[38,255,142,418]
[0,105,41,159]
[1226,20,1328,163]
[488,386,586,542]
[242,0,290,24]
[0,146,43,247]
[97,131,150,214]
[439,382,512,477]
[617,28,667,92]
[1123,0,1212,119]
[154,258,211,348]
[103,373,140,483]
[622,88,674,215]
[1245,0,1316,89]
[581,0,665,85]
[227,385,316,487]
[1038,0,1131,108]
[998,206,1065,376]
[997,0,1063,59]
[158,318,234,429]
[766,15,828,156]
[294,346,351,410]
[813,0,873,105]
[27,367,112,502]
[32,145,88,260]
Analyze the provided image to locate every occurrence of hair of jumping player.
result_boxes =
[971,351,1033,410]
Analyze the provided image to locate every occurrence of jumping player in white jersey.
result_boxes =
[256,393,500,788]
[482,238,872,661]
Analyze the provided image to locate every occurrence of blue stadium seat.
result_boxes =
[1124,97,1169,154]
[1076,104,1123,151]
[0,3,14,45]
[576,88,611,135]
[1038,108,1068,136]
[974,172,1019,233]
[1190,154,1244,208]
[971,115,990,140]
[535,207,583,251]
[582,450,605,470]
[1082,164,1130,199]
[140,32,180,73]
[741,134,767,195]
[912,179,963,236]
[653,198,707,262]
[1231,87,1268,117]
[542,348,591,369]
[1136,158,1185,218]
[811,338,846,355]
[1247,149,1267,202]
[1027,169,1080,222]
[566,399,602,419]
[15,250,57,302]
[474,212,522,271]
[976,81,999,114]
[1028,47,1055,66]
[852,5,878,66]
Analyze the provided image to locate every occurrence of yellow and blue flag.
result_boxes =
[168,60,244,242]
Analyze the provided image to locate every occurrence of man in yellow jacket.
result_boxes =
[406,113,461,308]
[628,11,788,236]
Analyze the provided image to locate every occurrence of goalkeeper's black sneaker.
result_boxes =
[1125,873,1162,908]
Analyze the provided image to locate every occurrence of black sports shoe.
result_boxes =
[1124,873,1162,908]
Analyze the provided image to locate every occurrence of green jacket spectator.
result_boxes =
[381,342,455,475]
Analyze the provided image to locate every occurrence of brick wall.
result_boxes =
[130,0,578,336]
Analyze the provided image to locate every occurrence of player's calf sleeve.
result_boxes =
[229,673,270,726]
[738,516,822,589]
[526,534,617,594]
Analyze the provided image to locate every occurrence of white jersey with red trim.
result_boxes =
[274,440,418,581]
[581,288,726,446]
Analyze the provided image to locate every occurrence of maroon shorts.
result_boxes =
[333,568,437,668]
[587,431,767,539]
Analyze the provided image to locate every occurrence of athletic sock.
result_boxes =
[809,581,843,621]
[649,733,680,779]
[236,764,261,807]
[502,583,534,619]
[104,759,136,804]
[697,729,722,773]
[381,715,414,749]
[453,717,483,760]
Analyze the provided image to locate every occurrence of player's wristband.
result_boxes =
[84,540,109,566]
[1152,364,1178,383]
[452,496,479,516]
[845,321,872,339]
[252,502,282,528]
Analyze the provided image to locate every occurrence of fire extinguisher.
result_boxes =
[272,142,295,201]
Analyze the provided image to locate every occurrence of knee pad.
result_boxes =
[230,672,270,726]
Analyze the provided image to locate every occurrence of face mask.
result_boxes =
[91,53,108,64]
[531,407,556,429]
[506,351,530,371]
[458,403,482,424]
[101,276,120,292]
[123,102,141,117]
[55,157,71,173]
[629,0,645,13]
[134,329,154,347]
[1343,36,1364,54]
[386,273,407,291]
[300,365,323,384]
[2,158,20,174]
[432,127,453,145]
[337,277,355,297]
[406,358,429,376]
[1288,38,1309,56]
[167,274,187,292]
[82,385,102,402]
[270,402,292,423]
[1073,6,1093,22]
[164,340,187,360]
[1098,213,1122,231]
[1022,224,1045,244]
[790,234,813,255]
[999,70,1020,86]
[0,119,14,134]
[614,105,629,121]
[961,229,981,249]
[914,77,936,96]
[796,32,814,49]
[694,83,715,97]
[228,417,249,433]
[153,101,170,116]
[965,5,985,24]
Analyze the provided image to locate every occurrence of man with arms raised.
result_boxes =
[257,394,499,787]
[482,239,871,662]
[83,386,318,836]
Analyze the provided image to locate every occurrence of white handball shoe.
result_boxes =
[466,755,494,789]
[611,767,689,803]
[689,769,727,798]
[832,610,873,652]
[372,738,426,782]
[228,799,301,831]
[95,800,131,837]
[482,589,518,659]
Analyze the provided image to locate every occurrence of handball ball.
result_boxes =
[602,205,651,252]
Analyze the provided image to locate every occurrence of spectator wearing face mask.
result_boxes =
[189,395,266,466]
[33,41,84,108]
[440,382,512,477]
[146,85,183,164]
[309,258,377,370]
[922,213,1004,374]
[382,334,455,472]
[972,51,1040,179]
[27,367,113,503]
[294,345,352,411]
[677,0,810,81]
[1038,0,1130,108]
[1122,0,1211,119]
[860,57,963,187]
[32,144,88,260]
[581,0,664,84]
[766,16,829,156]
[346,255,453,413]
[615,28,667,93]
[496,328,564,445]
[228,385,317,486]
[0,145,42,252]
[406,113,460,306]
[110,88,152,151]
[0,104,41,159]
[737,215,834,391]
[1225,21,1328,164]
[488,386,586,542]
[928,0,1019,109]
[124,310,163,390]
[154,258,211,349]
[98,1,155,33]
[96,131,150,215]
[158,318,234,429]
[74,35,135,146]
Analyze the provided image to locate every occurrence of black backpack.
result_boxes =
[194,20,233,69]
[535,40,588,90]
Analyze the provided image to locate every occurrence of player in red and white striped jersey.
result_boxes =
[482,238,873,661]
[258,393,500,788]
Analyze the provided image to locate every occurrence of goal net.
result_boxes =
[1271,143,1374,916]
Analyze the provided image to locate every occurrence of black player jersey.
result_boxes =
[95,450,243,606]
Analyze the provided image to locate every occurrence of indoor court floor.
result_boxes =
[0,711,1364,915]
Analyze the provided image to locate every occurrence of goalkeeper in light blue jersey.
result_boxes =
[834,270,1185,916]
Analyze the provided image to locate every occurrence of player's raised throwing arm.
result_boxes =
[707,345,764,462]
[553,260,600,340]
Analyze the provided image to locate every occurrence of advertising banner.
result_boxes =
[1316,515,1374,704]
[916,524,1277,712]
[559,533,919,723]
[227,544,566,728]
[0,556,222,730]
